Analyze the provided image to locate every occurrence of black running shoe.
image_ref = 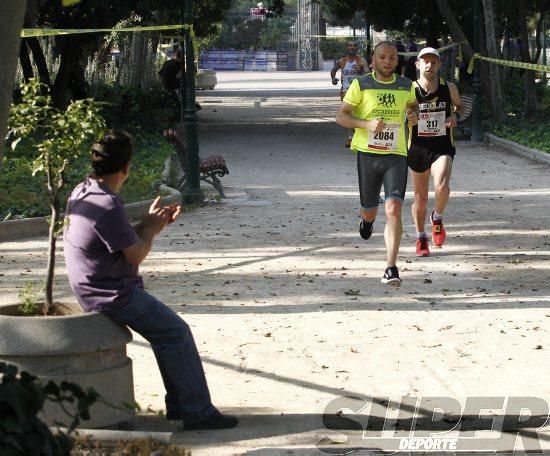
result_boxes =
[381,266,402,286]
[359,219,374,240]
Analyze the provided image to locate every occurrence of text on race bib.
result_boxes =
[418,111,446,137]
[368,123,400,150]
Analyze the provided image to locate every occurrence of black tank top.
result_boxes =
[410,78,455,153]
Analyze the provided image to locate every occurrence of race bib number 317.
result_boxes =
[418,111,446,137]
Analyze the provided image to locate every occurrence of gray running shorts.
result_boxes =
[357,152,408,209]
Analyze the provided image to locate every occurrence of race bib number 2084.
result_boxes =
[368,123,400,151]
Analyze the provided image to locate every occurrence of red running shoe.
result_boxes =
[416,236,430,257]
[431,212,446,247]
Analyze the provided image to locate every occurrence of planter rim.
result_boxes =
[0,303,132,356]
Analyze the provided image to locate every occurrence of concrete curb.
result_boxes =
[485,133,550,166]
[0,185,182,243]
[53,427,172,445]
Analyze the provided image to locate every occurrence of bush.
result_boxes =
[0,362,98,456]
[88,82,179,128]
[0,128,172,220]
[486,79,550,153]
[319,38,349,61]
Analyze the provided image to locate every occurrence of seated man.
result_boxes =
[63,130,238,430]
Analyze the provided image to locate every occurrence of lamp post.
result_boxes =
[471,0,482,142]
[543,13,547,85]
[364,1,371,59]
[179,0,202,203]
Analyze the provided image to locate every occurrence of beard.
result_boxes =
[423,69,438,80]
[347,49,357,56]
[375,65,396,78]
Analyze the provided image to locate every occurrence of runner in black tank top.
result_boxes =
[407,47,465,257]
[409,77,455,168]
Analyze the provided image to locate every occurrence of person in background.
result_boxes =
[331,40,369,148]
[403,36,418,80]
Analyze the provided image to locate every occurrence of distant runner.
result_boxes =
[331,40,369,148]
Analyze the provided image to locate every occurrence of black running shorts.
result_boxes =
[357,152,408,209]
[407,144,455,173]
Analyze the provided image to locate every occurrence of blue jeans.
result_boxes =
[103,287,215,424]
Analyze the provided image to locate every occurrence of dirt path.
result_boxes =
[1,70,549,454]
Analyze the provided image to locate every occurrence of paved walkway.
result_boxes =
[2,70,550,454]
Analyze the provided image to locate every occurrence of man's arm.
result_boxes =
[123,197,181,267]
[358,57,369,75]
[330,59,343,84]
[336,100,386,133]
[405,100,419,126]
[448,82,464,115]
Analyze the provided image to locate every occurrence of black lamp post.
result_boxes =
[365,1,371,59]
[543,13,547,85]
[179,0,202,203]
[471,0,482,142]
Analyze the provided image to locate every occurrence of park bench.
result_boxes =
[456,94,474,137]
[163,126,229,197]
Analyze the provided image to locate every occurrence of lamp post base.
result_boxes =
[182,188,204,205]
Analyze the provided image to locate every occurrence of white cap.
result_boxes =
[417,47,440,59]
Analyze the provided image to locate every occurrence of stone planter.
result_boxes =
[196,69,217,90]
[0,302,135,428]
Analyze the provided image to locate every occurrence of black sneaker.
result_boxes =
[184,410,239,431]
[381,266,402,286]
[359,219,374,240]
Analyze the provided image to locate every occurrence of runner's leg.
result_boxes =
[411,168,431,234]
[431,155,453,215]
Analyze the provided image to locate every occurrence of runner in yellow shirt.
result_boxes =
[336,41,418,285]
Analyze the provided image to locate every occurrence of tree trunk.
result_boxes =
[44,179,61,315]
[481,0,505,121]
[27,37,51,86]
[19,41,35,82]
[52,36,83,109]
[519,0,537,113]
[435,0,493,101]
[0,0,26,173]
[129,32,146,88]
[425,0,440,47]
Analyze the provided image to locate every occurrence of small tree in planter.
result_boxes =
[7,79,105,315]
[3,81,135,429]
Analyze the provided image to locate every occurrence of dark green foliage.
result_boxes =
[490,113,550,153]
[0,362,98,456]
[487,81,550,152]
[319,38,349,61]
[90,83,179,128]
[0,127,172,220]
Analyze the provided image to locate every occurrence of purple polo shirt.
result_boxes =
[63,177,143,312]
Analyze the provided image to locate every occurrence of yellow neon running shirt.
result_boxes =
[343,72,416,156]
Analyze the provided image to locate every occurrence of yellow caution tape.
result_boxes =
[21,24,192,38]
[467,53,550,74]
